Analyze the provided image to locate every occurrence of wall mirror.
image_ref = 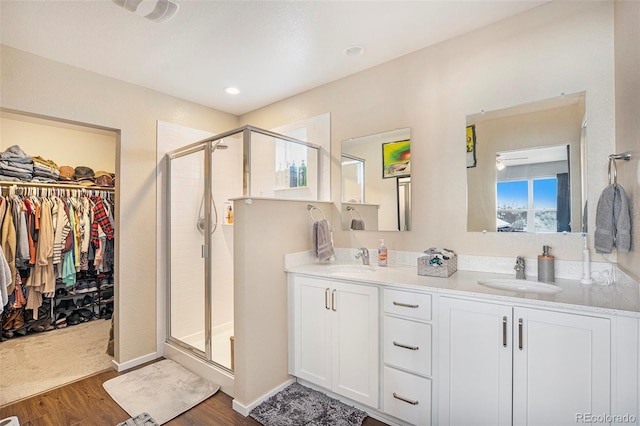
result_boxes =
[341,128,411,231]
[466,92,587,233]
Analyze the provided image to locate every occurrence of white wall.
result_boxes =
[1,112,116,173]
[614,0,640,279]
[240,1,616,264]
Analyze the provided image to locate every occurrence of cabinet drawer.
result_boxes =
[384,316,431,376]
[384,366,431,426]
[384,289,431,320]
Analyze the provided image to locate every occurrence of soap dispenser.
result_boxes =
[378,239,388,267]
[537,245,555,283]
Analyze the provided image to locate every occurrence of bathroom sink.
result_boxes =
[477,279,562,294]
[326,264,377,274]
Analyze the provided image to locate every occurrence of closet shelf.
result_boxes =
[0,180,114,192]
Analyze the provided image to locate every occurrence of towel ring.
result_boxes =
[307,204,326,222]
[608,157,617,185]
[346,205,362,220]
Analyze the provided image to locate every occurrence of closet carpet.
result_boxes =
[0,318,112,406]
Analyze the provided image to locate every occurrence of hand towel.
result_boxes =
[595,183,632,253]
[595,184,616,253]
[313,219,334,261]
[350,219,365,230]
[615,184,631,252]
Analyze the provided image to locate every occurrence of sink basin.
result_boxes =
[326,264,376,274]
[477,279,562,294]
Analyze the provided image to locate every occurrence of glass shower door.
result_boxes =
[167,145,209,358]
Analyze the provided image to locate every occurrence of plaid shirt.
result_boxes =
[91,199,114,245]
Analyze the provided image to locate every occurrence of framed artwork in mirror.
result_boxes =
[466,125,477,168]
[382,139,411,178]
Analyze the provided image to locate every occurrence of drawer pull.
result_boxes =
[393,392,419,405]
[502,316,507,348]
[325,288,330,310]
[392,301,419,309]
[393,341,419,351]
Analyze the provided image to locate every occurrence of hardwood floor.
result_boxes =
[0,364,389,425]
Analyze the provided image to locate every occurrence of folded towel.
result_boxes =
[313,219,334,261]
[350,219,365,230]
[595,184,632,253]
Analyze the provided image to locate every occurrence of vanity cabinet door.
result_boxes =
[293,276,332,389]
[512,307,610,426]
[331,280,379,407]
[438,297,513,426]
[292,276,379,408]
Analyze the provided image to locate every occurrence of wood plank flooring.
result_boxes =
[0,364,389,425]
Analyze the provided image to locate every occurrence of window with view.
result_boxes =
[497,177,558,232]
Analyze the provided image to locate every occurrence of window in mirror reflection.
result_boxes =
[466,92,585,234]
[495,145,570,233]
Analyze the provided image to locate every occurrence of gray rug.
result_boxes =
[249,382,368,426]
[103,359,219,425]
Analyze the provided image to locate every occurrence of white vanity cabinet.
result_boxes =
[438,297,611,426]
[290,275,379,408]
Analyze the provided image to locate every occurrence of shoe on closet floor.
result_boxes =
[87,281,98,292]
[67,312,82,326]
[55,313,67,328]
[77,308,94,321]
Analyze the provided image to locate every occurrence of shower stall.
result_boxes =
[165,125,320,373]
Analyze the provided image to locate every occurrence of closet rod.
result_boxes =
[0,180,115,192]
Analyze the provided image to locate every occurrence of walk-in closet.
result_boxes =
[0,110,117,406]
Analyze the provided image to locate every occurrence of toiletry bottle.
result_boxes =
[378,239,388,267]
[298,160,307,187]
[537,245,555,283]
[227,205,233,225]
[289,161,297,187]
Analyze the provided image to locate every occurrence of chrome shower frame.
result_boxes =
[165,125,321,370]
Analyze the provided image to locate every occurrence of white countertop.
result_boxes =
[285,262,640,318]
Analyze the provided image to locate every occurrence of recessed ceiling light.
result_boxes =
[343,45,365,57]
[225,87,240,95]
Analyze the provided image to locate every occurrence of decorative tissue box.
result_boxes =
[417,249,457,278]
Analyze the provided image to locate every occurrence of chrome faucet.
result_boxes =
[514,256,526,280]
[355,247,370,265]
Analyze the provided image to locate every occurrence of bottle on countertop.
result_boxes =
[378,239,388,267]
[537,245,555,283]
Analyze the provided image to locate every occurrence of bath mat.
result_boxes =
[103,359,219,425]
[249,382,368,426]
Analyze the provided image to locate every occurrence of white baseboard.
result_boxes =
[232,378,296,417]
[111,352,161,372]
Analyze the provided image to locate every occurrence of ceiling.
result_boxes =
[1,0,548,116]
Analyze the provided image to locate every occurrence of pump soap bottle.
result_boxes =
[378,239,388,267]
[537,245,555,283]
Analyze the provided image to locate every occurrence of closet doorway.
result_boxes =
[0,109,117,406]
